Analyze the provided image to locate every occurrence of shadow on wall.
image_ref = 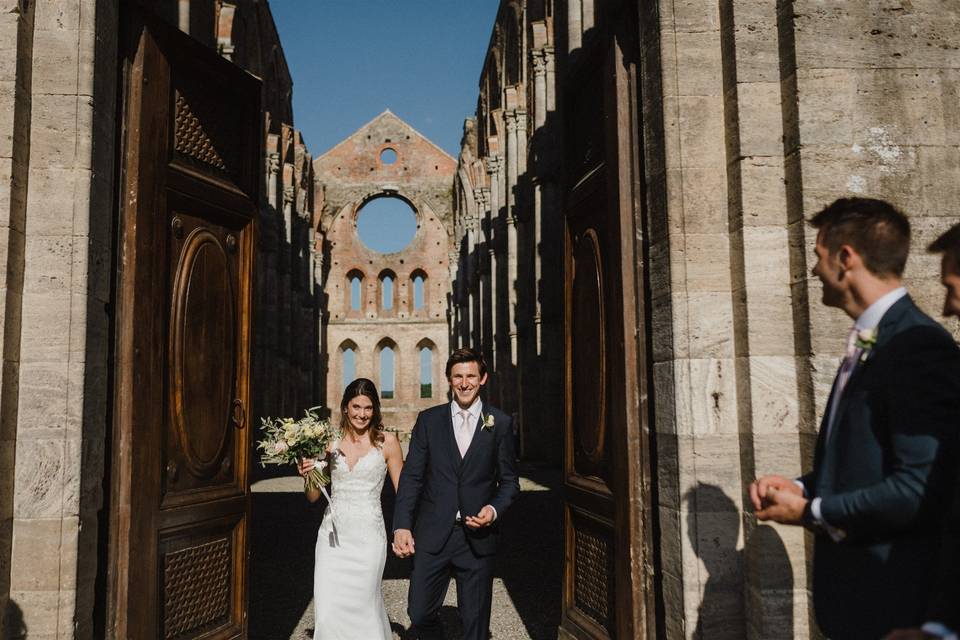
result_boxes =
[4,599,26,639]
[684,483,793,640]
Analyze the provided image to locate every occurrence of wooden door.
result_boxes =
[108,9,260,639]
[559,6,654,640]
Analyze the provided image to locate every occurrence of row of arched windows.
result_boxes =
[339,340,436,400]
[347,270,428,313]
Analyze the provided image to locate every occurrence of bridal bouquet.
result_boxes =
[257,407,339,490]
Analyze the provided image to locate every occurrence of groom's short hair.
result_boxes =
[929,223,960,272]
[810,197,911,278]
[445,347,487,378]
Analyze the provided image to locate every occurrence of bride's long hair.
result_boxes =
[339,378,385,447]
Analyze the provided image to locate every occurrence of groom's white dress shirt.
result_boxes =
[451,398,498,522]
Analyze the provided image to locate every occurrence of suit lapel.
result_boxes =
[827,295,914,445]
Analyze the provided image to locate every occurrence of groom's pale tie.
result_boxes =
[825,326,861,441]
[456,409,472,457]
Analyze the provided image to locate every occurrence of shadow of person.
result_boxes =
[4,598,27,639]
[684,483,793,639]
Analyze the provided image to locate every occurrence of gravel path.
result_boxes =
[248,464,562,639]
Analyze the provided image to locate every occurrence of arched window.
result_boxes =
[411,270,427,311]
[382,274,394,310]
[347,270,364,311]
[340,341,358,389]
[420,346,433,398]
[380,344,395,399]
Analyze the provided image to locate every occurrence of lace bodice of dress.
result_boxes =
[324,444,388,543]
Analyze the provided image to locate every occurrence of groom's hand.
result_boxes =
[464,505,496,529]
[749,474,801,511]
[392,529,415,557]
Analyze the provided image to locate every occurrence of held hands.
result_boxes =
[749,474,807,525]
[464,505,496,530]
[392,529,415,558]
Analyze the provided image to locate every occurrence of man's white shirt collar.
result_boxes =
[451,397,483,422]
[855,286,907,331]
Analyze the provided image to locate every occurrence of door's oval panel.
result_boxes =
[171,228,236,477]
[571,228,606,467]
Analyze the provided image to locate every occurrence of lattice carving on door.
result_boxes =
[174,92,229,171]
[573,526,613,632]
[162,537,231,639]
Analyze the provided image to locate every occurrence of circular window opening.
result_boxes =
[357,196,417,254]
[380,148,398,165]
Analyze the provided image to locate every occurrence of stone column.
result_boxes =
[532,49,548,129]
[567,0,582,51]
[504,110,522,363]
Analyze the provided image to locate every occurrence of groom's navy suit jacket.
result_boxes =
[393,403,520,557]
[802,295,960,639]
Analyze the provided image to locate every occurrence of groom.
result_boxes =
[392,347,520,640]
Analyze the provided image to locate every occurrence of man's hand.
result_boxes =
[756,486,808,525]
[749,474,803,511]
[464,505,496,530]
[392,529,415,558]
[884,630,937,640]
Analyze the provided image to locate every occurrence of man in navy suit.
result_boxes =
[749,198,960,639]
[886,224,960,640]
[393,347,520,640]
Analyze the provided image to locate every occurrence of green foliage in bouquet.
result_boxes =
[256,406,340,490]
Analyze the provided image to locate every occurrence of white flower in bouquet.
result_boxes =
[257,406,339,490]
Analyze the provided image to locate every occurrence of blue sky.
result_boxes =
[270,0,501,158]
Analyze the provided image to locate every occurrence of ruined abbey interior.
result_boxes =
[3,0,960,638]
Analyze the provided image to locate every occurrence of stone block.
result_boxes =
[676,433,744,510]
[794,69,856,146]
[31,27,80,96]
[57,587,76,637]
[918,145,960,218]
[13,439,63,519]
[736,82,785,157]
[8,589,59,638]
[685,292,734,358]
[10,518,61,590]
[742,356,800,435]
[678,167,728,234]
[35,1,81,32]
[15,361,68,439]
[657,432,680,505]
[19,291,71,363]
[678,96,727,169]
[729,0,780,84]
[683,233,731,293]
[57,516,78,590]
[664,0,721,34]
[658,504,684,575]
[851,68,949,147]
[660,572,685,640]
[684,585,746,640]
[740,226,792,287]
[740,157,787,227]
[30,94,78,168]
[740,287,796,356]
[674,357,738,436]
[0,80,15,160]
[24,167,77,237]
[675,31,724,97]
[24,235,72,294]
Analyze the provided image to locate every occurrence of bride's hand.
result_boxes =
[298,458,315,477]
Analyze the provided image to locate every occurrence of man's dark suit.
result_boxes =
[802,295,960,639]
[393,402,520,640]
[925,465,960,633]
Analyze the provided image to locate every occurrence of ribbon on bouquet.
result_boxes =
[317,482,340,546]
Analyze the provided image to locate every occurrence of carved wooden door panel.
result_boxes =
[559,9,653,640]
[109,9,259,639]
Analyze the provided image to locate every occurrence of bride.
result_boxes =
[298,378,404,640]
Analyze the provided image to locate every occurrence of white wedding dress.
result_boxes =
[313,443,392,640]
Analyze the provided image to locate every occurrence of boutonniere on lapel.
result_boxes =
[480,414,495,432]
[854,327,878,363]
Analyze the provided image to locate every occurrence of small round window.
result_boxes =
[380,148,398,165]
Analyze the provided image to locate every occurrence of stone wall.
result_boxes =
[0,0,118,636]
[314,111,455,432]
[451,0,563,463]
[646,1,960,638]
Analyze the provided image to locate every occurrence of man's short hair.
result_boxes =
[809,197,911,278]
[928,223,960,271]
[445,347,487,378]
